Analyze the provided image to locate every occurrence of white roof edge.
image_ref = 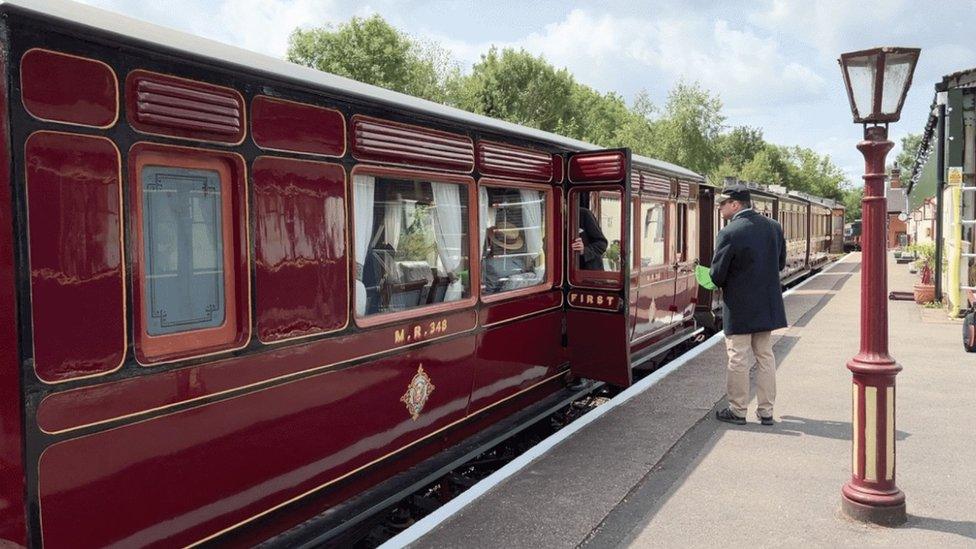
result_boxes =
[4,0,702,180]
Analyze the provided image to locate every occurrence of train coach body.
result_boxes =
[694,183,843,332]
[0,1,713,546]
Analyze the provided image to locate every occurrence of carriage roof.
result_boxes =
[5,0,704,182]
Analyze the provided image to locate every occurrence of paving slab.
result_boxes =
[606,253,976,548]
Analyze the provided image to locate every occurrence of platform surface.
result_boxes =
[409,253,976,548]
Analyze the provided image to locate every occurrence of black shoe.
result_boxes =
[716,408,746,425]
[757,412,774,426]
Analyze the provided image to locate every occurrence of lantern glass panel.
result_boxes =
[845,53,878,118]
[881,52,914,115]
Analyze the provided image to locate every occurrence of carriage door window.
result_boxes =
[142,167,224,334]
[577,190,621,271]
[570,188,624,289]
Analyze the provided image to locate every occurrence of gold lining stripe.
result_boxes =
[349,114,475,175]
[886,386,894,480]
[182,370,566,546]
[124,69,248,146]
[128,142,253,367]
[40,335,558,546]
[249,95,347,158]
[39,315,479,435]
[865,386,877,482]
[25,131,127,385]
[253,156,350,345]
[852,383,859,476]
[480,301,563,329]
[20,48,120,129]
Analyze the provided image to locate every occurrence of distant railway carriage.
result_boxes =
[694,182,843,332]
[845,220,863,251]
[0,1,844,546]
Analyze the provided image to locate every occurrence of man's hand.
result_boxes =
[571,237,584,252]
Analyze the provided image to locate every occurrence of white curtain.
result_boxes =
[520,189,544,276]
[479,186,490,258]
[432,182,464,301]
[384,196,403,249]
[353,175,375,316]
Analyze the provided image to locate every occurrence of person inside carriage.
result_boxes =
[481,187,546,295]
[573,192,608,270]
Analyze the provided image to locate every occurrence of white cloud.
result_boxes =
[429,9,826,109]
[213,0,340,57]
[749,0,912,55]
[76,0,342,58]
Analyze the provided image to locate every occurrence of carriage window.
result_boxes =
[353,174,470,317]
[480,185,548,296]
[578,191,621,271]
[641,200,666,267]
[141,166,225,335]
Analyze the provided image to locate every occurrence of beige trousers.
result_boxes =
[724,331,776,418]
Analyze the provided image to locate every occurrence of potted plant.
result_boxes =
[908,242,936,304]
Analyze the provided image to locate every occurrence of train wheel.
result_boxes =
[963,312,976,353]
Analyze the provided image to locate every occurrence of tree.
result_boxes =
[447,47,576,132]
[783,146,847,201]
[895,133,923,175]
[557,86,634,147]
[738,147,784,185]
[715,126,765,172]
[843,186,863,221]
[287,15,456,102]
[647,82,725,175]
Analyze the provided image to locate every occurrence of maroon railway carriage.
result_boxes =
[0,1,707,546]
[694,181,843,332]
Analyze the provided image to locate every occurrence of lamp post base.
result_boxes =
[841,484,907,526]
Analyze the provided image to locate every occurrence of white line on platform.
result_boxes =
[379,252,854,549]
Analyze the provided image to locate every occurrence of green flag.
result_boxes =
[695,264,716,290]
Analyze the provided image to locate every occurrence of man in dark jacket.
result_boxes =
[573,206,608,270]
[710,184,787,426]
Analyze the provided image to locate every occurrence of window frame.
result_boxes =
[568,185,625,290]
[350,164,479,328]
[478,178,555,304]
[129,143,251,365]
[638,196,669,269]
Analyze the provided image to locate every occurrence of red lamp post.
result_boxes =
[837,46,920,526]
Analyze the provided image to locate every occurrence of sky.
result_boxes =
[74,0,976,185]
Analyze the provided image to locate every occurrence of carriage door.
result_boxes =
[565,149,632,387]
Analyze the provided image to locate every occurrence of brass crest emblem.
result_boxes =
[400,365,435,420]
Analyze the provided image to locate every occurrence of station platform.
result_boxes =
[392,253,976,548]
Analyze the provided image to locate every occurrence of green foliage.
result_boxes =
[842,187,863,221]
[647,82,725,175]
[287,15,457,102]
[738,147,784,186]
[907,241,937,283]
[396,204,438,262]
[605,240,621,270]
[447,47,576,132]
[287,16,851,201]
[715,126,765,172]
[895,133,923,175]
